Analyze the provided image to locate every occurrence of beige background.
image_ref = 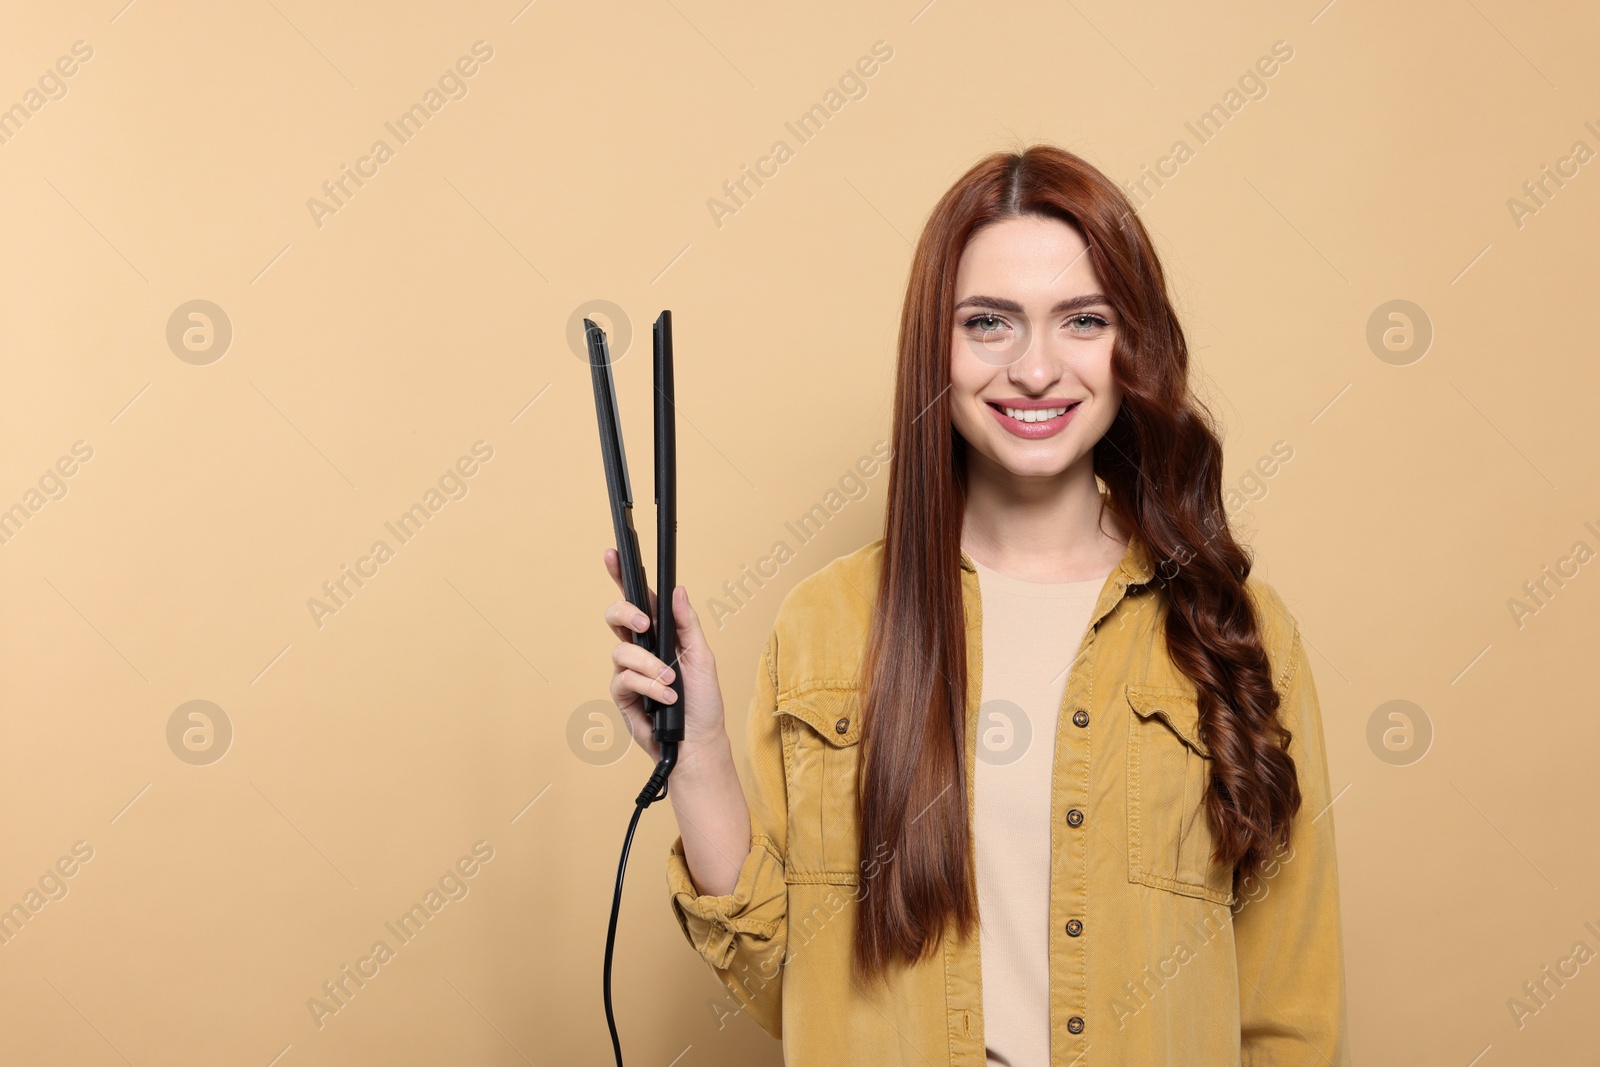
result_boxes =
[1,0,1596,1063]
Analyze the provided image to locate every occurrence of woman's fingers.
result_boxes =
[613,666,678,708]
[600,549,680,763]
[601,548,658,615]
[611,693,659,762]
[604,597,653,643]
[601,552,646,643]
[612,640,676,687]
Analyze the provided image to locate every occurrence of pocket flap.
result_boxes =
[1125,683,1209,757]
[775,686,861,747]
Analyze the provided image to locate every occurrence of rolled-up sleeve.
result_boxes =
[665,627,789,1038]
[1234,616,1352,1066]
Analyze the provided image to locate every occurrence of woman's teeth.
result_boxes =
[1002,405,1070,423]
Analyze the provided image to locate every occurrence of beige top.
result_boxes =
[971,555,1109,1067]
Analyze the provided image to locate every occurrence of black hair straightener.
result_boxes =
[587,310,685,1067]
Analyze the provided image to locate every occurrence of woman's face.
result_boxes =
[948,214,1123,482]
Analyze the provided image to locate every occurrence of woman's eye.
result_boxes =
[964,314,1008,337]
[1067,313,1110,332]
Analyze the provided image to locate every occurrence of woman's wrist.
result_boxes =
[670,730,735,787]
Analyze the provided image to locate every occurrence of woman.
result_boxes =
[602,144,1350,1065]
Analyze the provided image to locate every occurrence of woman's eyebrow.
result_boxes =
[953,293,1111,314]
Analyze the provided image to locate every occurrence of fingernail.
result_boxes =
[657,666,674,682]
[633,614,648,630]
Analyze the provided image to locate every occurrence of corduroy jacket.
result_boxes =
[666,529,1351,1065]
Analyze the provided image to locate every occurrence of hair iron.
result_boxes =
[586,310,685,1067]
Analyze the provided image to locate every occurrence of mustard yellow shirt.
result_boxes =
[666,530,1352,1065]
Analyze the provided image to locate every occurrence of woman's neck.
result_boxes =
[959,454,1128,583]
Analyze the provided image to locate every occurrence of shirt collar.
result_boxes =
[960,528,1155,636]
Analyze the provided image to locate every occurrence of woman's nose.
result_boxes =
[1008,336,1061,386]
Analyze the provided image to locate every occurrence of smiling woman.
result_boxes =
[947,218,1124,464]
[607,143,1351,1066]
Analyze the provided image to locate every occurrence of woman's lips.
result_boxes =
[986,401,1079,439]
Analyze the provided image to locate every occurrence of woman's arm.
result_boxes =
[669,730,752,897]
[665,628,790,1039]
[1232,616,1353,1066]
[601,553,789,1036]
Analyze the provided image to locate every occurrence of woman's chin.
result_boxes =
[985,445,1083,481]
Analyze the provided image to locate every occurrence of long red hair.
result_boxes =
[852,143,1301,983]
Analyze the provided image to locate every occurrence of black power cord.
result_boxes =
[604,742,678,1067]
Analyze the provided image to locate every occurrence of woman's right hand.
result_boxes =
[601,548,729,776]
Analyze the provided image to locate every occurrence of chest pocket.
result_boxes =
[776,686,863,886]
[1125,683,1234,905]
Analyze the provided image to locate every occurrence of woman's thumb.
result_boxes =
[673,585,706,656]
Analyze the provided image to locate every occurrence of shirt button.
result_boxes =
[1072,709,1089,727]
[1066,808,1084,826]
[1066,918,1082,936]
[1067,1015,1084,1034]
[835,717,849,734]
